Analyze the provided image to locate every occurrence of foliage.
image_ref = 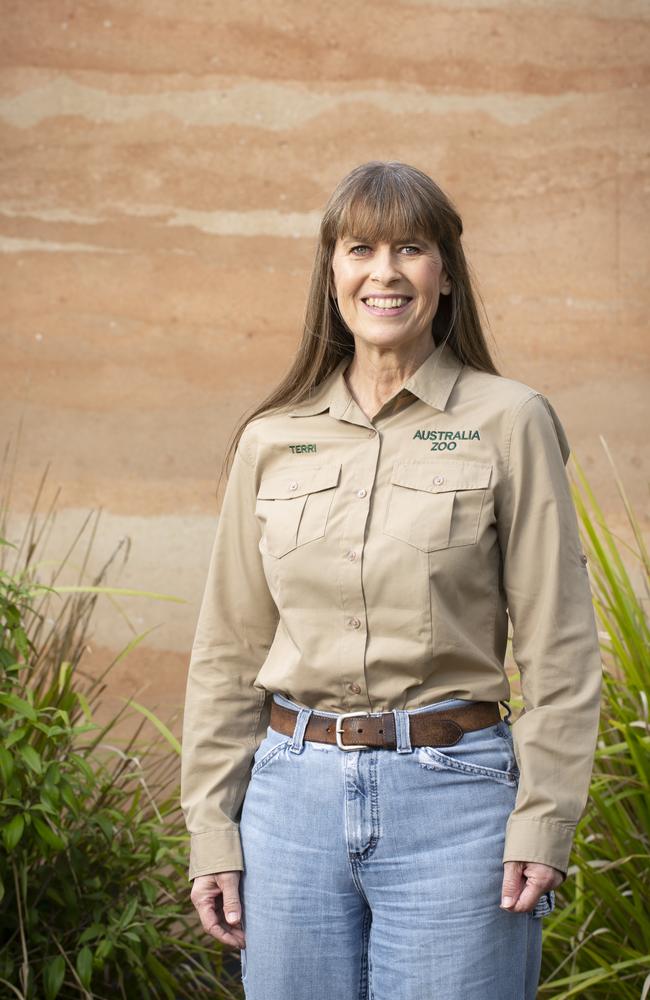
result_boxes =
[534,441,650,999]
[0,464,244,1000]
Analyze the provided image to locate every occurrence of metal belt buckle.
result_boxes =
[335,711,372,750]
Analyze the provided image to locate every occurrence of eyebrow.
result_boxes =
[341,235,427,246]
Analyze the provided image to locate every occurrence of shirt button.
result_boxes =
[356,488,367,498]
[433,475,445,486]
[288,480,299,491]
[348,682,361,694]
[346,550,358,561]
[348,616,361,629]
[580,553,588,565]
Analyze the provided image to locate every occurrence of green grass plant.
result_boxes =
[535,443,650,998]
[0,463,244,999]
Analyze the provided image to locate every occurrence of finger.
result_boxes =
[510,881,545,914]
[220,883,243,928]
[500,860,525,910]
[195,899,246,949]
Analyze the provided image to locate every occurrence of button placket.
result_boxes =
[339,446,377,702]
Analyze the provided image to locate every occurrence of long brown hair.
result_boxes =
[218,160,499,494]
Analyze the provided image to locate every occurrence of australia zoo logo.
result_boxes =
[413,429,481,451]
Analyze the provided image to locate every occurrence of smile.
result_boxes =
[361,296,413,316]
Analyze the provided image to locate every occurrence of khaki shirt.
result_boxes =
[181,340,602,880]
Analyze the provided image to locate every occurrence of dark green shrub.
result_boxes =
[0,485,242,999]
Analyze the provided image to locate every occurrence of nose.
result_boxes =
[370,246,402,285]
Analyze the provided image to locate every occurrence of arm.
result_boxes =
[180,427,279,879]
[496,393,602,880]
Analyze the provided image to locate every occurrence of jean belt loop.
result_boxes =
[499,700,512,724]
[392,709,413,754]
[289,707,313,753]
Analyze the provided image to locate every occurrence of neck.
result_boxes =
[344,337,439,420]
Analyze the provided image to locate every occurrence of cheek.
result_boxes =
[416,271,442,306]
[332,266,358,301]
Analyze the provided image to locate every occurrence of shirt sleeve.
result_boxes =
[496,392,602,879]
[180,428,279,880]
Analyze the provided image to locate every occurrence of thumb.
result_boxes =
[501,861,525,909]
[218,873,242,924]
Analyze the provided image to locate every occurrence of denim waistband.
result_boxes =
[272,691,474,717]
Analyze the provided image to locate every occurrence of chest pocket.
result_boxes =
[256,462,341,558]
[384,459,492,552]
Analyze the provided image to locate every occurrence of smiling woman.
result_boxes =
[180,161,602,1000]
[213,161,498,453]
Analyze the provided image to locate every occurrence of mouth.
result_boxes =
[361,295,413,316]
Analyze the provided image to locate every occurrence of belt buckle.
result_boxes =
[335,711,372,750]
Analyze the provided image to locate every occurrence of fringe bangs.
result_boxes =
[323,168,446,247]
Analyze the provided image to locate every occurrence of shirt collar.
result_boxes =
[287,340,464,419]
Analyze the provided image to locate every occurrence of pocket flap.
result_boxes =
[257,462,341,500]
[391,459,492,493]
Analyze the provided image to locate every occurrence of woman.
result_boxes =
[181,161,602,999]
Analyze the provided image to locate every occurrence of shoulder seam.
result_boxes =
[503,390,541,478]
[236,424,257,468]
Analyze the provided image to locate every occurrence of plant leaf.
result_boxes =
[0,692,37,722]
[42,955,65,1000]
[19,745,42,775]
[32,816,67,851]
[75,946,93,989]
[2,813,25,850]
[0,746,14,784]
[123,698,181,755]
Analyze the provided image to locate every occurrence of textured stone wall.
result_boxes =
[1,1,648,715]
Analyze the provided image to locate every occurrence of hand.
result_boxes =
[190,871,246,949]
[500,861,564,914]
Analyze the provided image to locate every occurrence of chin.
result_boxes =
[358,327,419,348]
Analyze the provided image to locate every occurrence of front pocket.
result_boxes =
[250,729,292,776]
[417,723,518,786]
[256,462,341,558]
[384,459,492,552]
[531,889,556,918]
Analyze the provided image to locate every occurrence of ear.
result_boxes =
[440,268,452,296]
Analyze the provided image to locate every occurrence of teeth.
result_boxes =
[364,297,410,309]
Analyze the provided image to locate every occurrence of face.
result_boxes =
[330,234,452,353]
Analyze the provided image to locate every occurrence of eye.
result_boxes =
[349,244,371,256]
[400,245,421,255]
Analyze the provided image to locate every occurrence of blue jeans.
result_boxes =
[239,693,554,999]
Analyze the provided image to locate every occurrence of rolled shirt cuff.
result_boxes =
[188,826,244,881]
[503,816,577,882]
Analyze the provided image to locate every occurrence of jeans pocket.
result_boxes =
[250,727,292,776]
[417,722,519,786]
[531,889,556,918]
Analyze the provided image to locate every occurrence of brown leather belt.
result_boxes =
[269,699,502,751]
